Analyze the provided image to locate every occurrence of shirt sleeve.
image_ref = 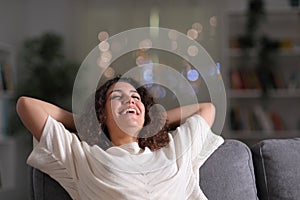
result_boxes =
[27,115,81,199]
[173,114,224,168]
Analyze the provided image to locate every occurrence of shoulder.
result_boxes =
[43,115,69,135]
[181,114,210,131]
[39,115,80,148]
[169,115,208,148]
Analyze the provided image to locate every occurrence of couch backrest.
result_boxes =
[251,138,300,200]
[200,139,258,200]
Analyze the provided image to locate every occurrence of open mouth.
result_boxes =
[120,108,139,115]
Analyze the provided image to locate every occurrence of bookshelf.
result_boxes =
[0,43,16,192]
[0,43,15,140]
[222,8,300,145]
[0,139,16,191]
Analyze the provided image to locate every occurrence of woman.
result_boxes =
[16,76,224,199]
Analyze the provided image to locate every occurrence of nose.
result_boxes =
[124,95,135,104]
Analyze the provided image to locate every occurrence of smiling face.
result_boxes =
[104,81,145,143]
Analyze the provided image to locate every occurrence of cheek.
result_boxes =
[139,103,146,118]
[105,102,114,119]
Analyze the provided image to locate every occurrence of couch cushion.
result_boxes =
[30,167,72,200]
[200,139,258,200]
[251,138,300,200]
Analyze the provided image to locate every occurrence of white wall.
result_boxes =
[1,0,225,62]
[0,0,26,48]
[0,0,292,62]
[22,0,86,60]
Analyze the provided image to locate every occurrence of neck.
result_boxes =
[110,134,138,146]
[109,127,140,146]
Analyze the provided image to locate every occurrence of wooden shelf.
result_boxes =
[229,89,262,98]
[223,130,300,140]
[228,48,300,57]
[229,89,300,98]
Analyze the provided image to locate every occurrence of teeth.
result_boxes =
[121,108,137,115]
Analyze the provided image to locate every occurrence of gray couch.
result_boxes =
[29,138,300,200]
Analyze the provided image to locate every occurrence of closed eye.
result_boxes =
[132,95,140,100]
[111,95,122,100]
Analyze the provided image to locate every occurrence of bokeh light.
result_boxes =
[171,41,178,51]
[187,45,198,56]
[187,69,199,81]
[149,85,166,99]
[209,16,218,27]
[103,67,115,78]
[100,51,112,63]
[143,68,153,82]
[187,29,198,40]
[136,56,146,66]
[168,29,179,40]
[139,39,152,50]
[97,57,109,68]
[192,22,203,33]
[98,41,110,52]
[98,31,109,41]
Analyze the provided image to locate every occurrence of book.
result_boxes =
[0,63,6,91]
[253,105,274,131]
[270,112,285,131]
[0,63,14,91]
[3,63,14,91]
[230,69,244,89]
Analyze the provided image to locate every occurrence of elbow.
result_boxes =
[208,103,216,115]
[198,102,216,127]
[200,102,215,113]
[206,102,216,119]
[16,96,24,116]
[16,96,30,117]
[207,103,216,127]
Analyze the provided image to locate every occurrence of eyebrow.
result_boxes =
[109,89,138,95]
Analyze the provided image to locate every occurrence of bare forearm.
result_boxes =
[16,96,75,141]
[166,103,215,128]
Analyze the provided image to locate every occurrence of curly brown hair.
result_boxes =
[78,76,170,151]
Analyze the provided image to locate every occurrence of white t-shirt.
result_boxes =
[27,114,224,200]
